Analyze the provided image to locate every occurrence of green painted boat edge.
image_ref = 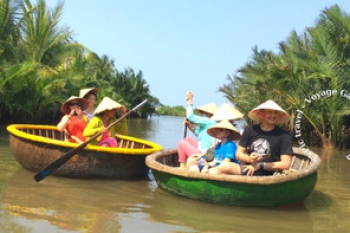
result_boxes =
[146,147,321,207]
[152,169,318,207]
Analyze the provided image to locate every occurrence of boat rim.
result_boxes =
[7,124,162,155]
[146,147,321,185]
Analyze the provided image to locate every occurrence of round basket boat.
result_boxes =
[7,124,162,179]
[146,147,321,207]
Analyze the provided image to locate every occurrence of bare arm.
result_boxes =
[236,146,262,163]
[263,154,292,171]
[243,154,292,176]
[57,115,70,132]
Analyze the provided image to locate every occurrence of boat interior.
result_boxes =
[17,127,150,149]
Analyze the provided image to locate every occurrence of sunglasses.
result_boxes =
[69,102,81,106]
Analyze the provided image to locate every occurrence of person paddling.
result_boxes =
[83,97,127,147]
[177,91,218,169]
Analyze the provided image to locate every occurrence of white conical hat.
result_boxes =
[94,97,122,115]
[212,102,244,121]
[195,102,218,115]
[207,120,241,141]
[79,87,98,98]
[248,100,291,124]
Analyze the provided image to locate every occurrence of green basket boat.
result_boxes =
[146,147,321,207]
[7,124,162,179]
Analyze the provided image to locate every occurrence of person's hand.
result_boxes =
[248,152,264,163]
[186,91,193,99]
[120,105,127,115]
[75,107,83,117]
[242,163,259,176]
[100,127,108,134]
[186,91,193,105]
[189,153,203,162]
[69,109,76,117]
[183,118,189,125]
[183,119,195,132]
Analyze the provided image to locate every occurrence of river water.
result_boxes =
[0,116,350,233]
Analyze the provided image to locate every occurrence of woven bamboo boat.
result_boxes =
[146,147,321,207]
[7,124,162,179]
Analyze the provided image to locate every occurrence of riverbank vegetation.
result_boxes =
[155,105,185,117]
[1,1,350,150]
[219,5,350,149]
[0,0,159,124]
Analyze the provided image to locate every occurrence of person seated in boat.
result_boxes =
[211,102,244,141]
[83,97,128,147]
[187,120,241,173]
[79,87,98,120]
[211,100,293,176]
[57,96,89,143]
[177,91,218,169]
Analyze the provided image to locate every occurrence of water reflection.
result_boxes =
[1,118,350,232]
[3,168,150,232]
[128,116,187,149]
[143,179,332,233]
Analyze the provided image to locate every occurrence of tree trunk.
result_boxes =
[320,134,334,150]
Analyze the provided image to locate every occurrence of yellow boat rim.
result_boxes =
[7,124,162,155]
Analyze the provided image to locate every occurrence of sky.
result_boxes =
[46,0,350,107]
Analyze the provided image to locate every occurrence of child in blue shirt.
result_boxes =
[187,120,241,173]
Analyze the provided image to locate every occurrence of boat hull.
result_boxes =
[7,124,162,179]
[146,148,320,207]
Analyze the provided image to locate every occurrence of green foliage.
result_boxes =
[0,0,160,123]
[219,4,350,148]
[156,105,186,117]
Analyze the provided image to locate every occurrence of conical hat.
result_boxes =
[94,97,122,115]
[207,120,241,141]
[212,103,244,121]
[248,100,290,124]
[79,87,98,98]
[195,102,218,116]
[60,96,89,114]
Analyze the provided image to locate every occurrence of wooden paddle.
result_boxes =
[34,100,148,182]
[183,118,188,138]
